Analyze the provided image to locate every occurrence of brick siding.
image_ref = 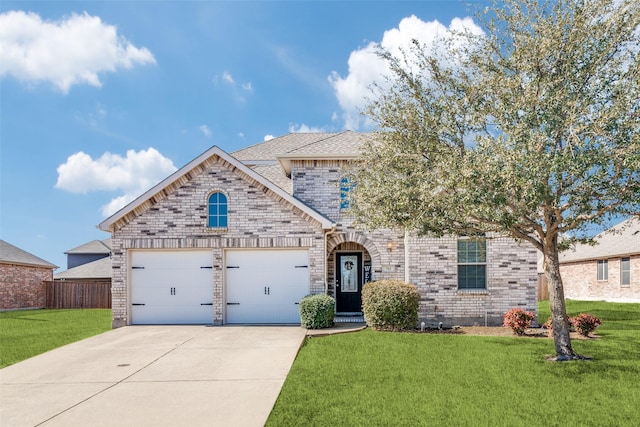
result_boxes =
[0,263,52,309]
[110,155,326,327]
[108,153,539,328]
[560,255,640,301]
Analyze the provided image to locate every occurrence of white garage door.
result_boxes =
[226,250,310,324]
[131,251,213,324]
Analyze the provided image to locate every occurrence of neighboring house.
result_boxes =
[54,239,112,283]
[64,239,111,269]
[98,131,538,328]
[560,217,640,302]
[0,240,57,309]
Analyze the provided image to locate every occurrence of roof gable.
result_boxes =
[98,146,334,232]
[0,240,57,269]
[65,239,111,255]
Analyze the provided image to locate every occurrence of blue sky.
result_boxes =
[1,1,480,270]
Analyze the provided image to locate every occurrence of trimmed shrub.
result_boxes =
[361,280,419,331]
[503,308,534,336]
[299,294,335,329]
[572,313,602,336]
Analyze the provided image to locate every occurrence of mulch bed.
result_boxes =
[419,325,599,340]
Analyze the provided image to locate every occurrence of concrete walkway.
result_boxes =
[0,326,307,427]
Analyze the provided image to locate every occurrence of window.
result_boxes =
[597,259,608,281]
[621,257,630,286]
[340,176,355,209]
[458,237,487,289]
[208,192,228,228]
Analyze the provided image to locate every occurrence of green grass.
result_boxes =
[0,309,112,368]
[268,300,640,427]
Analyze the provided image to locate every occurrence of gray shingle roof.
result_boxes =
[0,240,57,269]
[54,256,111,280]
[250,164,293,194]
[232,131,370,162]
[65,239,111,255]
[560,217,640,263]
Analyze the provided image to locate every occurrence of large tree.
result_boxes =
[351,0,640,360]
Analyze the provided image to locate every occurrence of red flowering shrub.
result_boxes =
[503,308,535,336]
[571,313,602,336]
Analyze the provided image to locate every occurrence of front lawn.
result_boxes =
[267,300,640,426]
[0,309,112,368]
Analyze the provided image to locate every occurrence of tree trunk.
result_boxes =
[543,241,576,360]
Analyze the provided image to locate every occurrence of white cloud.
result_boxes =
[329,15,483,130]
[0,10,156,93]
[242,82,253,93]
[199,125,212,138]
[288,123,325,133]
[214,71,253,102]
[222,71,235,84]
[263,134,275,141]
[55,147,177,216]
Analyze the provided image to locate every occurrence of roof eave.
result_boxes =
[277,154,360,175]
[98,146,335,232]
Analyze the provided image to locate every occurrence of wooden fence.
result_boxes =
[44,281,111,309]
[537,274,549,301]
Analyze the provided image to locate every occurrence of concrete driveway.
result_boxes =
[0,326,307,427]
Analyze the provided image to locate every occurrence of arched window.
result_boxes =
[208,192,228,228]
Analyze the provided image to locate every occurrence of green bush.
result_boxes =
[361,280,420,331]
[299,294,335,329]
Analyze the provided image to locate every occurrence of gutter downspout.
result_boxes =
[404,228,410,283]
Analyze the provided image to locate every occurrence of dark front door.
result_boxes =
[335,252,363,313]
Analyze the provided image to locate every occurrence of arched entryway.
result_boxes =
[327,233,380,314]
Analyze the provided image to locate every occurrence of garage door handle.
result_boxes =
[132,303,146,306]
[201,303,213,306]
[132,266,145,269]
[295,265,308,268]
[200,266,213,269]
[227,302,240,305]
[294,302,300,305]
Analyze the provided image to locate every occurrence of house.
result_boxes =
[0,240,57,309]
[54,239,112,283]
[98,131,538,328]
[560,217,640,302]
[64,239,111,269]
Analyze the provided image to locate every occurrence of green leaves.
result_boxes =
[352,0,640,248]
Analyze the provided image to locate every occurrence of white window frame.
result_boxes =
[621,257,630,286]
[597,259,608,281]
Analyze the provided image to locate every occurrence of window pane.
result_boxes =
[458,265,487,289]
[208,192,228,228]
[621,258,630,286]
[340,176,354,209]
[458,239,486,263]
[597,260,608,281]
[458,265,486,289]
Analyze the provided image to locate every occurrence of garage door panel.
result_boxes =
[132,305,212,325]
[131,251,213,325]
[226,250,310,324]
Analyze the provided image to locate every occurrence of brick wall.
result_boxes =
[110,155,326,327]
[292,158,538,326]
[560,255,640,302]
[405,235,538,326]
[0,263,52,309]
